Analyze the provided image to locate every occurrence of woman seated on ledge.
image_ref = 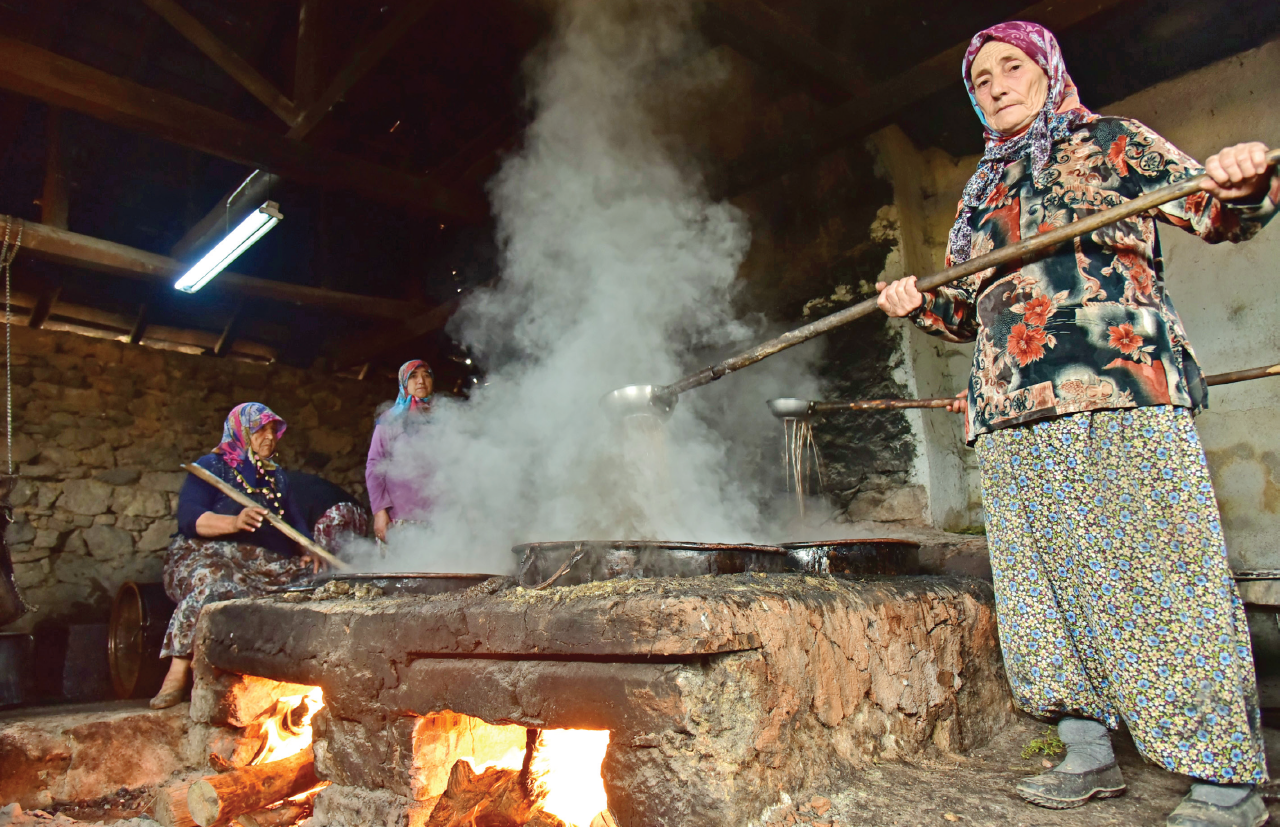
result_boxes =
[151,402,323,709]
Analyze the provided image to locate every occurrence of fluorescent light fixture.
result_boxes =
[174,201,282,293]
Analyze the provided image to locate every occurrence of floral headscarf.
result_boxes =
[949,22,1091,265]
[385,359,434,420]
[213,402,287,470]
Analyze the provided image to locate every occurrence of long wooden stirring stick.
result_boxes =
[655,148,1280,404]
[803,361,1280,414]
[180,462,351,571]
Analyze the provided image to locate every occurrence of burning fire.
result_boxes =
[530,729,611,827]
[254,687,324,765]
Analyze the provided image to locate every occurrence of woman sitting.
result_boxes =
[366,359,435,542]
[151,402,322,709]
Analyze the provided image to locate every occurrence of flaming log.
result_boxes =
[187,746,319,827]
[426,760,566,827]
[234,790,317,827]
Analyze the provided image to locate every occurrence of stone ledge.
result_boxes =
[0,701,197,810]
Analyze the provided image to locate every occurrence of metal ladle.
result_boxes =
[604,149,1280,420]
[765,361,1280,420]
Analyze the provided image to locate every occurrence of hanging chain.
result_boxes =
[2,218,24,479]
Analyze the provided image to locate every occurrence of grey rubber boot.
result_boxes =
[1166,783,1268,827]
[1015,718,1126,809]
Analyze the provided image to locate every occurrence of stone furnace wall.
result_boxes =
[1,326,390,633]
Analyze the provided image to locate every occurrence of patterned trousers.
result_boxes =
[975,405,1266,784]
[160,536,313,658]
[311,502,370,558]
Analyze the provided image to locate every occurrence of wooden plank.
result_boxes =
[40,107,68,229]
[0,215,429,320]
[0,35,487,220]
[716,0,1136,197]
[142,0,301,125]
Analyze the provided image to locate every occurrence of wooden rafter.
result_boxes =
[332,298,460,369]
[715,0,1134,197]
[141,0,301,125]
[288,0,446,140]
[0,35,487,219]
[0,215,430,321]
[702,0,869,99]
[5,289,276,361]
[173,0,455,261]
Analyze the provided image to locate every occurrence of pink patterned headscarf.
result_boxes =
[949,22,1091,265]
[213,402,287,469]
[385,359,434,420]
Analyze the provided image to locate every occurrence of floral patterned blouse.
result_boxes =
[912,115,1279,441]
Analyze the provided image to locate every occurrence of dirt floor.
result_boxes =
[753,714,1280,827]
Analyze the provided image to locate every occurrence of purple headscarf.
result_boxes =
[949,22,1090,265]
[213,402,287,470]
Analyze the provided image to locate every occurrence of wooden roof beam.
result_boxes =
[288,0,446,140]
[175,0,447,259]
[332,299,460,370]
[715,0,1133,197]
[0,215,430,321]
[0,35,487,220]
[701,0,870,99]
[141,0,302,126]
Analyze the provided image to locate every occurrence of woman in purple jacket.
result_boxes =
[365,360,435,541]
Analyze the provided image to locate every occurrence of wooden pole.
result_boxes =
[656,148,1280,403]
[187,747,318,827]
[180,463,350,571]
[1205,362,1280,386]
[803,362,1280,415]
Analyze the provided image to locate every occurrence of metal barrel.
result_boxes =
[108,581,176,699]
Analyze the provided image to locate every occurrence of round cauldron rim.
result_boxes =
[511,540,788,555]
[778,538,921,548]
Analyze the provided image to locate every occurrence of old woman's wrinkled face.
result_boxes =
[249,420,278,460]
[971,41,1048,135]
[406,365,433,399]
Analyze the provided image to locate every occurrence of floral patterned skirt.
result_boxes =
[311,502,370,558]
[976,405,1266,784]
[160,536,313,658]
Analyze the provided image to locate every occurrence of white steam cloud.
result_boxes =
[357,0,823,575]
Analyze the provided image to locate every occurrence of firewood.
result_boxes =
[154,777,199,827]
[425,759,567,827]
[234,796,313,827]
[187,747,318,827]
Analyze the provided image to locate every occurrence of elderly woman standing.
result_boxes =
[877,22,1277,827]
[151,403,321,709]
[366,360,435,542]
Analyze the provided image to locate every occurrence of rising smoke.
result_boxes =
[361,0,824,575]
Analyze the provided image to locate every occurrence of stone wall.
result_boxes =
[1,326,390,633]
